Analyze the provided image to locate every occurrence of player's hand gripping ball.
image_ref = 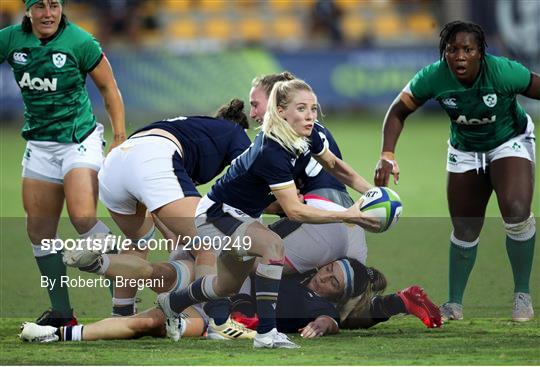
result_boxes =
[360,187,402,233]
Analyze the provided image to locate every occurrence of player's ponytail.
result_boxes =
[251,71,296,97]
[263,79,313,155]
[338,259,387,329]
[214,98,249,129]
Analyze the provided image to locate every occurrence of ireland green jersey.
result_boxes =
[407,54,532,152]
[0,22,103,143]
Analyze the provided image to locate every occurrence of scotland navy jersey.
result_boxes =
[294,122,347,194]
[276,273,339,333]
[208,130,326,217]
[131,116,250,185]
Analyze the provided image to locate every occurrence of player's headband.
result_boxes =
[25,0,64,10]
[337,259,354,299]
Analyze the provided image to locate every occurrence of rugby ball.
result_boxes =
[360,187,402,233]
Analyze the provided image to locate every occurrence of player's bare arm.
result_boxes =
[374,93,420,186]
[90,56,126,152]
[314,149,373,194]
[522,72,540,99]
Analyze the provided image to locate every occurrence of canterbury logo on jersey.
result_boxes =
[13,52,28,65]
[18,72,57,91]
[455,115,496,125]
[222,328,244,338]
[442,98,457,108]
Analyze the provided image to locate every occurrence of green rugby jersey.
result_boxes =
[0,22,103,143]
[407,54,532,152]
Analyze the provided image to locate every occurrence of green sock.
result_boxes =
[506,234,535,293]
[35,253,72,315]
[449,241,478,304]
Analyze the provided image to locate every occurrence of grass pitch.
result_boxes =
[1,113,539,365]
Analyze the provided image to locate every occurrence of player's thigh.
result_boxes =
[153,196,201,239]
[109,203,154,240]
[22,177,65,242]
[63,167,99,218]
[490,157,534,222]
[447,170,492,240]
[244,220,284,260]
[216,253,256,295]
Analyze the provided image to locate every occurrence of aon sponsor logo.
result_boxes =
[18,72,57,91]
[455,115,496,125]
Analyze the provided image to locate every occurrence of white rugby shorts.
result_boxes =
[21,123,105,184]
[447,116,535,173]
[98,135,200,215]
[284,196,367,273]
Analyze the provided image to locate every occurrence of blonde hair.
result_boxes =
[339,267,387,329]
[262,79,315,154]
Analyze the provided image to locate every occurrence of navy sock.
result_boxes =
[204,299,231,326]
[170,275,217,313]
[254,263,282,334]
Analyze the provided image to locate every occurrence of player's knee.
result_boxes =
[26,220,57,243]
[131,317,160,334]
[451,231,479,249]
[452,227,481,243]
[502,201,531,223]
[261,238,284,261]
[504,215,536,241]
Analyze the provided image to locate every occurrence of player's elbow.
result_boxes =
[282,206,304,222]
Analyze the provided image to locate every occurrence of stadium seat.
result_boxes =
[164,0,191,13]
[373,13,401,40]
[1,0,23,15]
[272,17,303,41]
[407,12,437,37]
[334,0,362,11]
[167,18,198,40]
[268,0,295,12]
[75,18,98,36]
[199,0,227,13]
[238,18,266,43]
[342,13,367,42]
[204,17,232,42]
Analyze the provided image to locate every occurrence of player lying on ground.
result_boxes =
[20,255,441,343]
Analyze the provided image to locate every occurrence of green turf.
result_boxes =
[1,113,539,365]
[2,318,539,365]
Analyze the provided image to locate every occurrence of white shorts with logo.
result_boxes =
[194,195,262,262]
[21,123,105,184]
[446,117,536,173]
[98,136,200,215]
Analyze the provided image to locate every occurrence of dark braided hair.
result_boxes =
[214,98,249,129]
[439,21,488,60]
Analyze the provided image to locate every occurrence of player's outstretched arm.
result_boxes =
[374,93,419,186]
[314,149,373,194]
[299,316,339,338]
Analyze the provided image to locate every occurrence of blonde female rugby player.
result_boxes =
[154,79,378,349]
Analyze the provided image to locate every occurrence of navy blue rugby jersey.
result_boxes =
[276,272,339,333]
[208,129,326,217]
[131,116,250,185]
[294,122,347,194]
